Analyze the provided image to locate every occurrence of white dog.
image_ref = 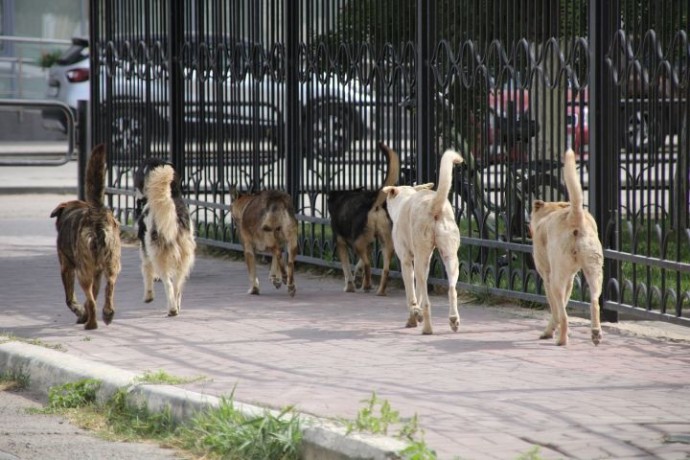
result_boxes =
[530,149,603,346]
[382,149,464,334]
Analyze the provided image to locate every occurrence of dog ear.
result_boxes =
[532,200,545,211]
[414,183,434,191]
[230,185,239,201]
[381,186,397,197]
[50,203,67,218]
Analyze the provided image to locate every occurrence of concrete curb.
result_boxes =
[0,340,408,460]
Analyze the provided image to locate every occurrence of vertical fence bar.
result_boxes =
[590,0,619,322]
[284,0,300,202]
[415,0,436,183]
[77,99,88,201]
[168,0,184,175]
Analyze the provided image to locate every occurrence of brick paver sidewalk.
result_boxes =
[1,201,690,459]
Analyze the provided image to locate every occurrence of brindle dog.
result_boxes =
[230,189,298,297]
[327,142,399,295]
[50,144,121,330]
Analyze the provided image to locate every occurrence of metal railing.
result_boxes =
[88,0,690,325]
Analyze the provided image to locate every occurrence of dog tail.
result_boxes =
[85,144,107,207]
[563,149,584,225]
[431,149,464,216]
[374,142,400,208]
[146,164,180,244]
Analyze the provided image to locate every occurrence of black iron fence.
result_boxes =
[89,0,689,325]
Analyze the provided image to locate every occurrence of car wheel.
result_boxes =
[111,106,149,166]
[304,105,353,161]
[625,110,657,152]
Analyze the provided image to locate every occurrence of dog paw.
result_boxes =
[288,285,296,297]
[405,318,418,328]
[556,337,568,346]
[84,321,98,330]
[344,282,355,293]
[144,292,154,303]
[422,328,433,335]
[449,316,460,332]
[167,308,179,317]
[375,289,387,297]
[413,308,424,323]
[591,329,602,346]
[270,276,282,289]
[362,284,372,293]
[76,314,88,325]
[102,309,114,325]
[249,287,260,295]
[539,332,554,340]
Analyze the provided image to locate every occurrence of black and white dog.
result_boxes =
[134,158,195,317]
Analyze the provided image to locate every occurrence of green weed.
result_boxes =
[46,378,100,410]
[178,395,302,460]
[134,369,206,385]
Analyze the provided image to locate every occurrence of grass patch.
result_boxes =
[0,371,30,391]
[32,379,302,459]
[134,369,207,385]
[344,392,437,460]
[46,378,100,410]
[177,396,302,460]
[0,334,65,351]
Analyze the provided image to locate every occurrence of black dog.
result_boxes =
[327,142,399,295]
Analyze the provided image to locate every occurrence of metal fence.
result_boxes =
[88,0,689,325]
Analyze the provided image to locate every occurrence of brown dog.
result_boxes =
[50,144,121,330]
[327,142,399,295]
[231,189,298,296]
[530,149,604,346]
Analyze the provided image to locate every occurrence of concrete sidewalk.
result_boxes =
[1,192,690,459]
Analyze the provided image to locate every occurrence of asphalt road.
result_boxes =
[0,386,180,460]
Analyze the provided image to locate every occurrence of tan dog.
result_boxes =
[382,149,464,334]
[50,144,121,330]
[135,159,196,317]
[327,142,399,295]
[530,149,603,346]
[231,189,298,297]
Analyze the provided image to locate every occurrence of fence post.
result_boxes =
[77,99,88,201]
[416,0,437,183]
[168,0,185,176]
[284,0,300,202]
[590,0,619,322]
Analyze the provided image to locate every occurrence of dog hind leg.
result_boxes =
[286,239,297,297]
[269,249,284,289]
[141,251,155,303]
[77,275,98,330]
[161,275,178,316]
[103,270,116,325]
[414,252,434,335]
[583,265,603,345]
[441,250,460,332]
[243,248,260,295]
[376,232,394,296]
[400,255,421,328]
[548,278,569,346]
[335,236,356,292]
[60,261,87,323]
[353,238,372,292]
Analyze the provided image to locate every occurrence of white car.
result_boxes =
[42,37,90,132]
[44,36,374,162]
